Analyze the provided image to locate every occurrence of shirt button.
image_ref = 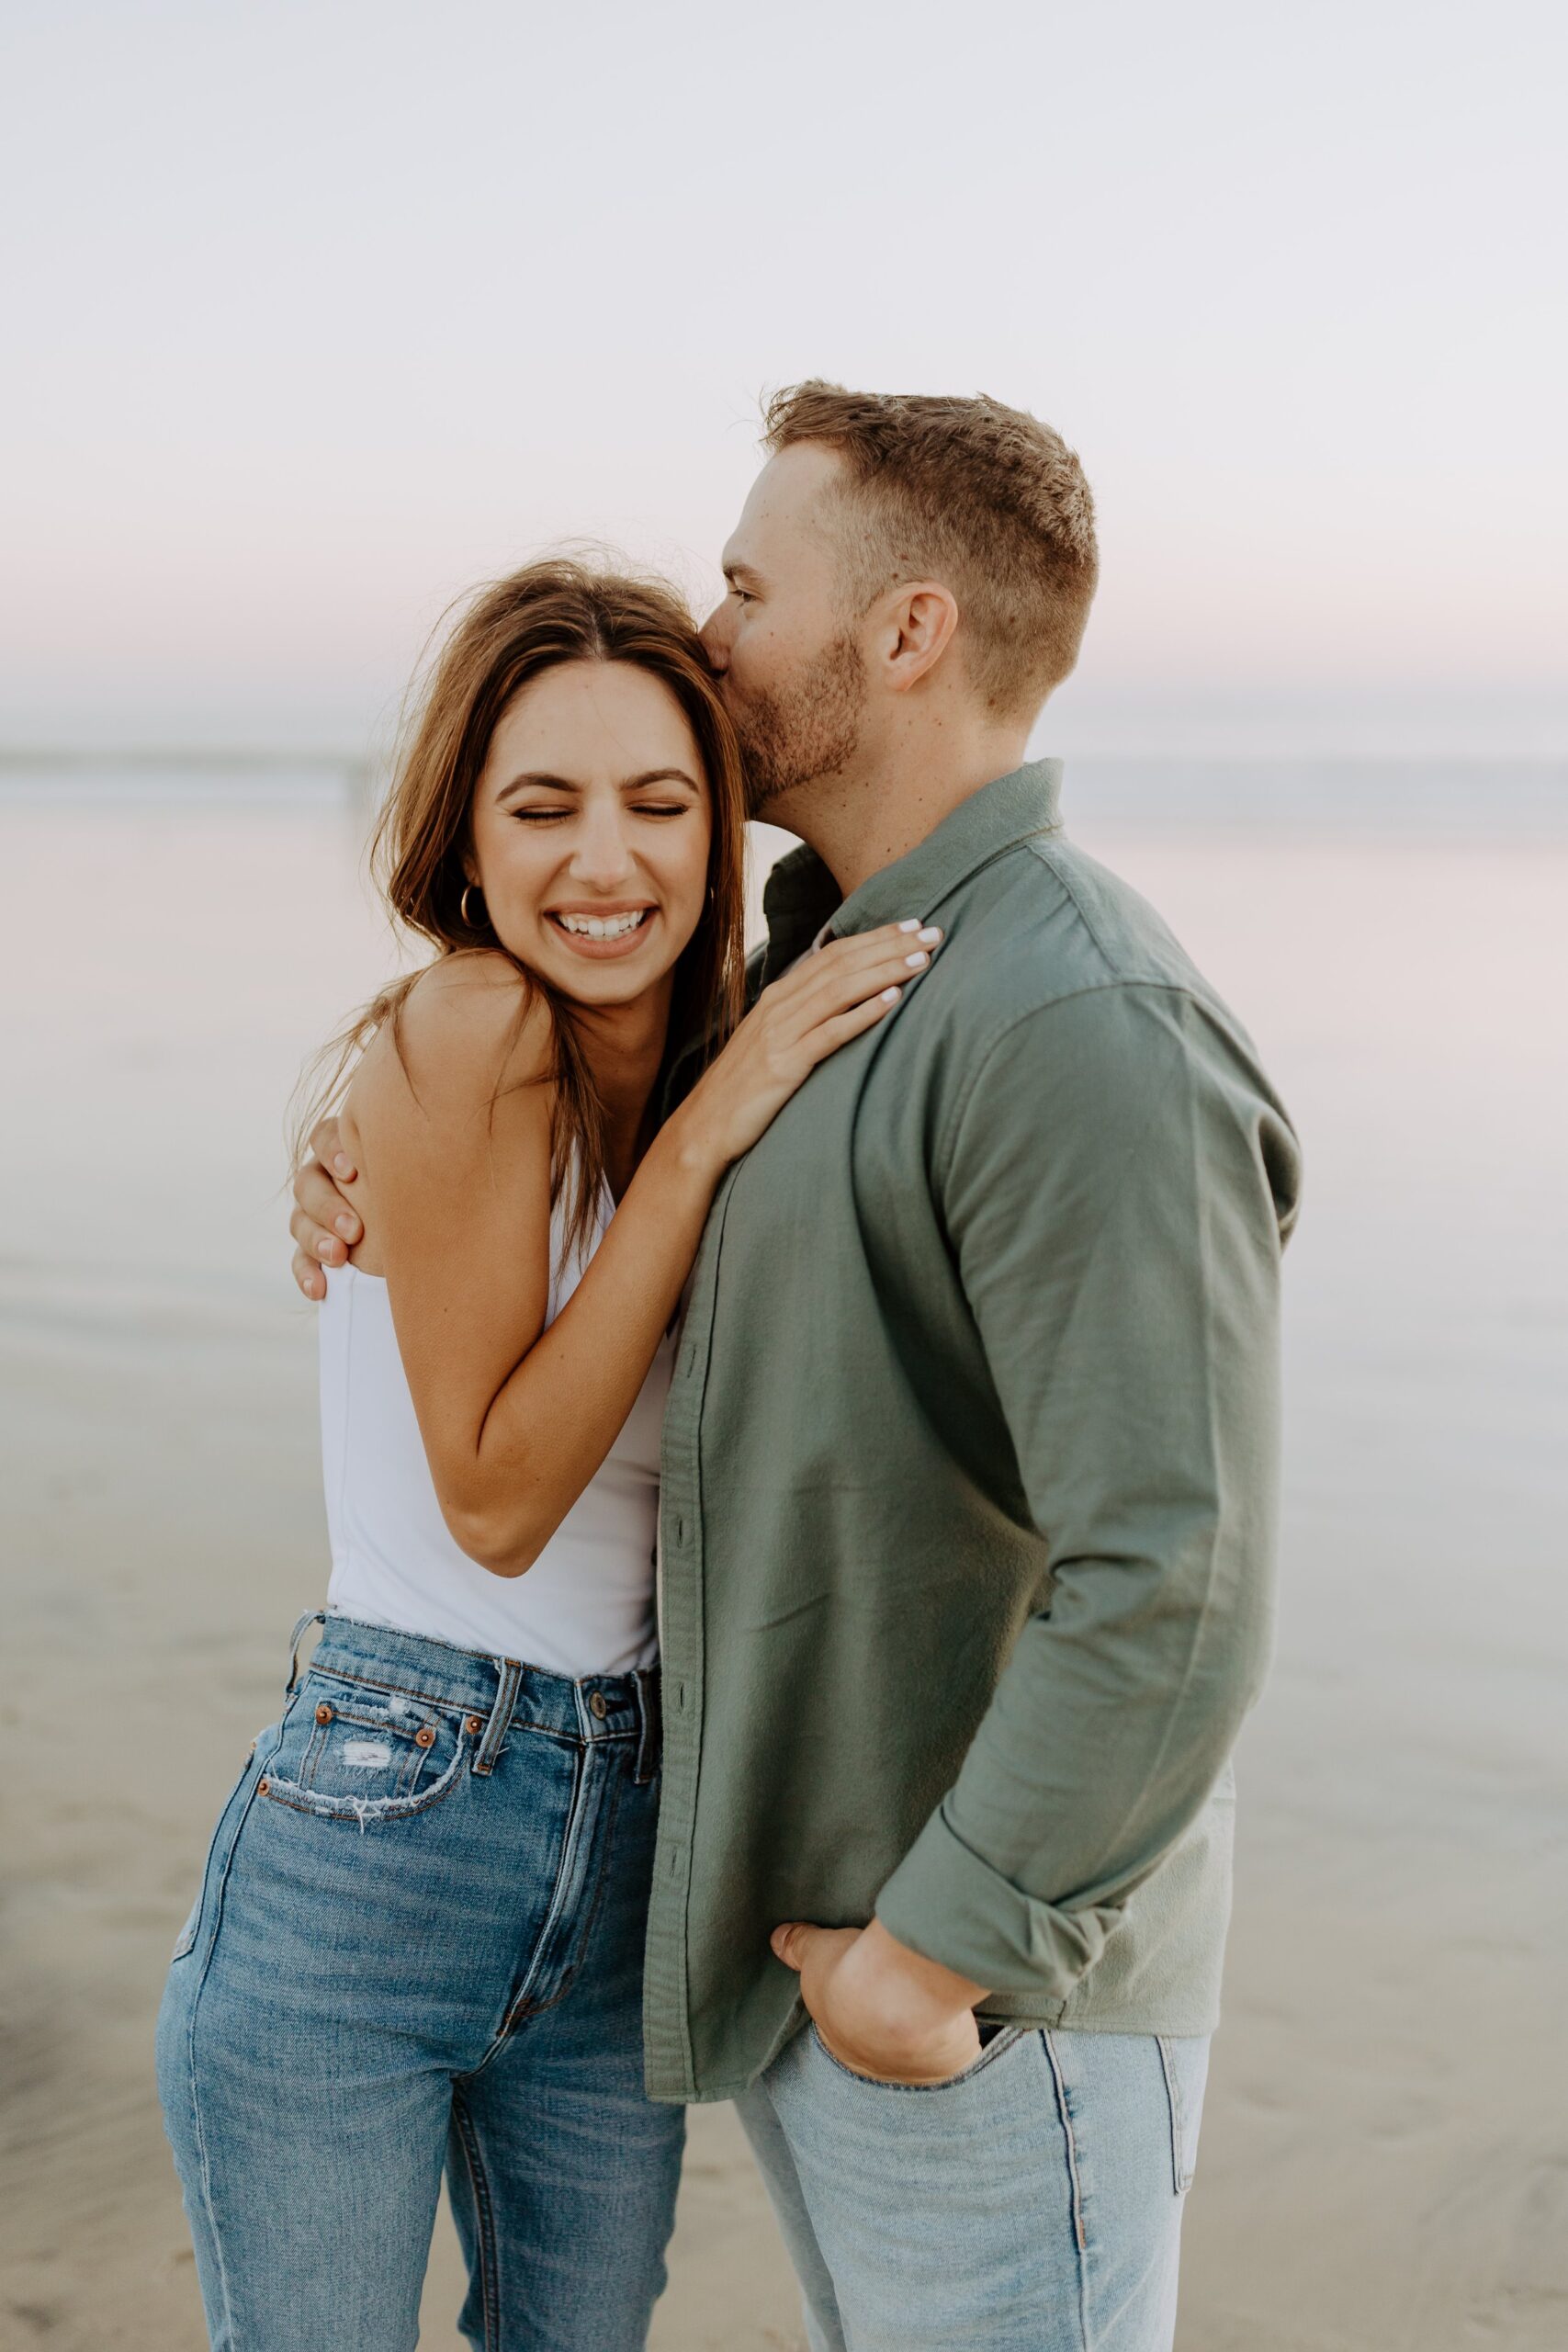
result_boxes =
[674,1516,687,1544]
[681,1343,696,1378]
[589,1691,608,1720]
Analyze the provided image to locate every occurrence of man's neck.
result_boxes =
[770,719,1034,898]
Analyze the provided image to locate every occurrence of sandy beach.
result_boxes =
[3,781,1565,2349]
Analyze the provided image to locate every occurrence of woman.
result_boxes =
[155,558,940,2352]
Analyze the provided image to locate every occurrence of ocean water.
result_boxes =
[3,761,1566,2345]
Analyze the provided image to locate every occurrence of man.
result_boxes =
[293,383,1301,2349]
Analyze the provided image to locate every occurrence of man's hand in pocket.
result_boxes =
[770,1916,989,2086]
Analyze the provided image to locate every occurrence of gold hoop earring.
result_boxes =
[459,883,483,927]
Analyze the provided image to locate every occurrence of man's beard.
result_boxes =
[726,632,867,819]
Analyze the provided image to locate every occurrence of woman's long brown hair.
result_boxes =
[292,558,749,1254]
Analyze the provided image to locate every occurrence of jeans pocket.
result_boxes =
[1156,2033,1211,2192]
[809,2021,1028,2094]
[257,1671,474,1825]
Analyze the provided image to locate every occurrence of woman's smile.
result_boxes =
[544,901,660,959]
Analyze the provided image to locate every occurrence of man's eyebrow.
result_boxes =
[723,558,764,589]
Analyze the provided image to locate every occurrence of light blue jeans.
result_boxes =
[156,1613,684,2351]
[737,2018,1209,2352]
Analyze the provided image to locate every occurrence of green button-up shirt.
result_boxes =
[645,761,1301,2103]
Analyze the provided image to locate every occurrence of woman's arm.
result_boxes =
[343,926,935,1575]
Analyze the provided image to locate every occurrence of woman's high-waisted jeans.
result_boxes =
[156,1613,683,2352]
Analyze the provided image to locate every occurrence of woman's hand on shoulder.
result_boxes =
[666,922,942,1180]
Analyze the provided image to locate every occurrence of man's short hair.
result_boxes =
[762,380,1098,719]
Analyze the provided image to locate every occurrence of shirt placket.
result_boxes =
[642,1159,743,2097]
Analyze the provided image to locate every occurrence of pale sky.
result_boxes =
[3,0,1563,756]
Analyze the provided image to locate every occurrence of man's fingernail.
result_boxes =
[335,1215,358,1239]
[333,1154,355,1178]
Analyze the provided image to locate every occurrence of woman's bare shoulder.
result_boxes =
[346,954,555,1140]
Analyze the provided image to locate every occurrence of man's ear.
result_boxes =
[874,580,960,695]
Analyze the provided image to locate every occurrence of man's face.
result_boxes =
[701,444,869,820]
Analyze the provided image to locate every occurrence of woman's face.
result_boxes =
[468,658,714,1010]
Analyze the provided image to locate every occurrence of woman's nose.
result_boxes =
[699,603,730,672]
[568,813,636,886]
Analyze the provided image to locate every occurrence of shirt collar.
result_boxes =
[758,759,1064,981]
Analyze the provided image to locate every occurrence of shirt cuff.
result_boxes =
[874,1804,1120,2000]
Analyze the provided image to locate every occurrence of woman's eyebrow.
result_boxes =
[496,772,579,803]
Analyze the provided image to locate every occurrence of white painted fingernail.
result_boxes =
[898,920,922,933]
[918,926,942,944]
[881,986,901,1002]
[905,951,929,968]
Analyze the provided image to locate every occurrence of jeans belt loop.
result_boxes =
[632,1667,661,1787]
[473,1657,523,1776]
[286,1609,327,1695]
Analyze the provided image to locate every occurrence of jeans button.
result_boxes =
[314,1702,333,1725]
[589,1691,608,1720]
[414,1725,436,1749]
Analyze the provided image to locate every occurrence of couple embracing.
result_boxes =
[157,381,1301,2352]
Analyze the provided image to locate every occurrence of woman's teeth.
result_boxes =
[554,910,649,941]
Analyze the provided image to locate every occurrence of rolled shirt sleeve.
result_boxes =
[874,981,1302,1998]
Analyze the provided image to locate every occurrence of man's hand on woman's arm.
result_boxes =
[289,1114,363,1299]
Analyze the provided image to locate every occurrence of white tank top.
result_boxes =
[319,1177,670,1676]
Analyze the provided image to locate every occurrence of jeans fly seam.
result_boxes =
[1043,2030,1090,2346]
[513,1749,627,2029]
[499,1740,591,2030]
[502,1740,625,2031]
[450,2088,502,2352]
